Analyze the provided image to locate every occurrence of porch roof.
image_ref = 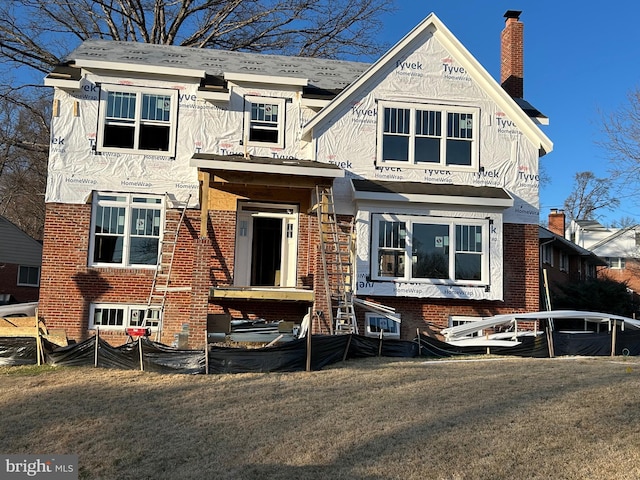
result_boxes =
[351,179,514,208]
[191,153,344,179]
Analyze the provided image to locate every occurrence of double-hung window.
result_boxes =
[90,303,160,330]
[17,266,40,287]
[90,193,164,268]
[372,214,489,284]
[379,102,478,169]
[97,85,178,155]
[245,96,286,148]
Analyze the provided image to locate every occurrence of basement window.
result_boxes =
[97,85,178,156]
[89,303,160,330]
[364,313,401,339]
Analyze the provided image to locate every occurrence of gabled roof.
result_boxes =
[589,224,640,250]
[0,216,42,265]
[301,13,553,156]
[539,225,607,265]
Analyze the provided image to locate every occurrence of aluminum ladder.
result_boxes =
[142,194,191,341]
[315,185,357,334]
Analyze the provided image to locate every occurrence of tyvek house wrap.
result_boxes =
[312,28,541,301]
[45,71,316,206]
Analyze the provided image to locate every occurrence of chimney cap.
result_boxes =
[504,10,522,20]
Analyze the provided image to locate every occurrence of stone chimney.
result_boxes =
[501,10,524,98]
[548,209,566,237]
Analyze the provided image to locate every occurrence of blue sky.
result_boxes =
[376,2,640,226]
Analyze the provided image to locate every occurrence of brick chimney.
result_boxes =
[548,209,566,237]
[501,10,524,98]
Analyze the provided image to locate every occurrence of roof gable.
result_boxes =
[0,216,42,265]
[302,13,552,155]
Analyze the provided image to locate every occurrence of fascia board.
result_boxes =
[75,59,205,79]
[301,97,331,108]
[352,190,514,208]
[189,158,344,178]
[44,77,81,89]
[432,27,553,155]
[224,72,308,87]
[196,90,230,102]
[301,15,441,140]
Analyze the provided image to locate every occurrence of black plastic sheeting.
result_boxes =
[0,337,38,366]
[1,329,640,372]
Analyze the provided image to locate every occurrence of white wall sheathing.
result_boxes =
[312,31,543,301]
[45,75,316,207]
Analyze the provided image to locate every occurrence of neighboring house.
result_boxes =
[540,212,607,310]
[562,212,640,295]
[39,11,552,347]
[0,215,42,304]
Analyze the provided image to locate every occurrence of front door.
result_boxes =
[234,202,298,287]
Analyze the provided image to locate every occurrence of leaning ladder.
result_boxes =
[143,194,191,341]
[315,185,357,334]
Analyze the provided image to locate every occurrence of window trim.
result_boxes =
[371,214,490,285]
[89,303,160,331]
[364,313,401,339]
[244,95,286,149]
[377,100,479,171]
[17,265,40,287]
[88,192,165,269]
[607,257,626,270]
[449,316,484,338]
[541,244,553,266]
[559,252,569,272]
[96,84,178,156]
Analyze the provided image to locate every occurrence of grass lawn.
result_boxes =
[1,356,640,479]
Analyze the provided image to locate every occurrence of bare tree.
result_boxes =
[563,171,619,221]
[0,90,49,239]
[0,0,395,77]
[602,87,640,197]
[0,0,395,239]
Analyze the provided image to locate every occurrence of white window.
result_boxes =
[89,193,164,268]
[97,85,178,156]
[541,244,553,265]
[372,214,489,285]
[378,101,478,169]
[364,313,401,339]
[449,316,483,337]
[90,303,160,330]
[245,96,286,148]
[17,266,40,287]
[607,257,626,269]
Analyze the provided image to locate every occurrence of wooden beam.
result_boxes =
[200,170,210,237]
[210,288,314,302]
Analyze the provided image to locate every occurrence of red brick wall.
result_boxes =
[0,263,40,303]
[40,200,539,345]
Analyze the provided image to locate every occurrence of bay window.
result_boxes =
[379,101,478,168]
[372,214,489,284]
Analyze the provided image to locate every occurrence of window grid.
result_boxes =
[379,103,477,168]
[373,215,487,284]
[91,304,159,330]
[91,193,164,268]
